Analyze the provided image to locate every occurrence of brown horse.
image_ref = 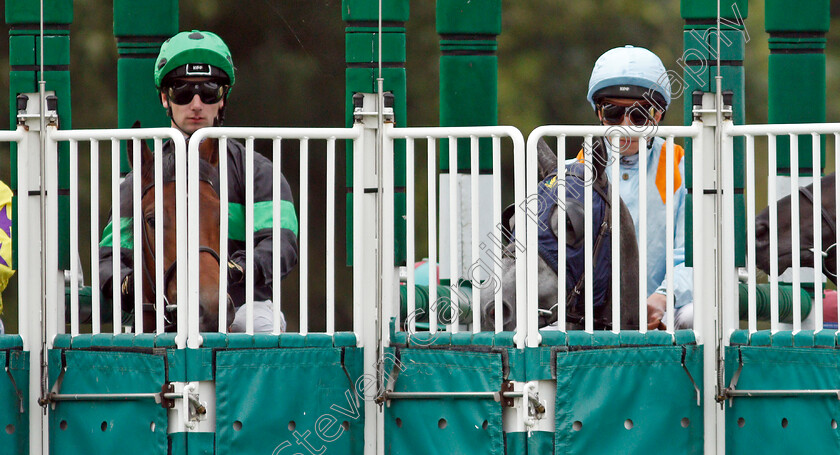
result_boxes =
[755,173,838,284]
[129,136,234,332]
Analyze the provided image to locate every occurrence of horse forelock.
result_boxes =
[140,153,221,197]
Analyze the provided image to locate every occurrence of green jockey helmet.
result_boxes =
[154,30,235,89]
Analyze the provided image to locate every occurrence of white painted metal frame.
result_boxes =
[186,126,363,347]
[384,125,527,347]
[724,122,840,336]
[526,124,702,339]
[48,127,188,346]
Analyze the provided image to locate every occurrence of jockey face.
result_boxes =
[161,77,225,137]
[597,97,664,156]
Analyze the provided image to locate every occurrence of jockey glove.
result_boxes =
[227,258,245,285]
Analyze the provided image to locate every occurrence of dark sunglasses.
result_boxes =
[166,80,227,105]
[599,103,658,126]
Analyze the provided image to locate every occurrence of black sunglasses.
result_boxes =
[599,103,658,126]
[166,80,227,105]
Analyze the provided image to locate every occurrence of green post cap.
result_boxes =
[154,30,235,88]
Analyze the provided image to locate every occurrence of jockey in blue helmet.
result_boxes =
[580,45,694,330]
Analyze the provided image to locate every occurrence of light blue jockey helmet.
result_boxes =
[586,45,671,111]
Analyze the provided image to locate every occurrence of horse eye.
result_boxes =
[144,215,155,229]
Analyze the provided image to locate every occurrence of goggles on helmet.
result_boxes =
[165,80,227,105]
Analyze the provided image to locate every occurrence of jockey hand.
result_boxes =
[227,258,245,285]
[646,293,667,330]
[120,273,134,298]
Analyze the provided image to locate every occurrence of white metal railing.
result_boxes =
[383,125,527,347]
[186,126,363,347]
[724,122,840,337]
[47,128,190,347]
[526,124,703,344]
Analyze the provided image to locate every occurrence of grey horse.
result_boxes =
[480,138,640,331]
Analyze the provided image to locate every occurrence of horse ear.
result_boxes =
[126,121,153,172]
[199,138,219,168]
[537,138,559,181]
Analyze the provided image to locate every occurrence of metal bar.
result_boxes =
[384,391,525,399]
[326,138,336,334]
[300,138,309,335]
[638,137,648,332]
[50,392,172,402]
[556,136,567,331]
[583,135,593,333]
[219,137,229,333]
[665,136,675,333]
[427,138,438,334]
[745,134,757,333]
[727,389,840,398]
[90,140,101,334]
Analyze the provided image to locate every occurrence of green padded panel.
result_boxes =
[132,334,156,348]
[90,334,114,346]
[279,334,306,347]
[673,330,696,345]
[815,329,836,347]
[730,330,750,346]
[506,431,527,455]
[470,331,496,346]
[451,332,473,346]
[556,346,703,454]
[538,330,567,347]
[750,330,772,346]
[0,350,28,454]
[645,331,675,345]
[216,348,364,455]
[725,346,840,452]
[793,330,816,347]
[333,332,357,347]
[567,331,593,347]
[771,331,794,347]
[527,430,553,454]
[49,350,167,454]
[253,334,281,348]
[201,332,228,348]
[591,331,620,347]
[0,335,22,349]
[305,334,334,347]
[52,334,71,349]
[69,335,92,348]
[154,333,177,347]
[226,333,255,348]
[618,331,647,346]
[525,347,557,381]
[384,349,504,454]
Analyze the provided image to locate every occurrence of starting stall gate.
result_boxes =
[3,89,840,455]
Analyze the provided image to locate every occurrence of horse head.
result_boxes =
[129,129,235,332]
[755,173,838,283]
[480,137,640,332]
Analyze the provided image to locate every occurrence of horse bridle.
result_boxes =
[139,179,222,320]
[798,185,838,281]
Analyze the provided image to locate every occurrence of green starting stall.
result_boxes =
[2,0,840,454]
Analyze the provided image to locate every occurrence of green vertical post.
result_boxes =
[113,0,178,173]
[7,0,73,269]
[766,0,828,174]
[681,0,749,266]
[436,0,500,171]
[343,0,409,265]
